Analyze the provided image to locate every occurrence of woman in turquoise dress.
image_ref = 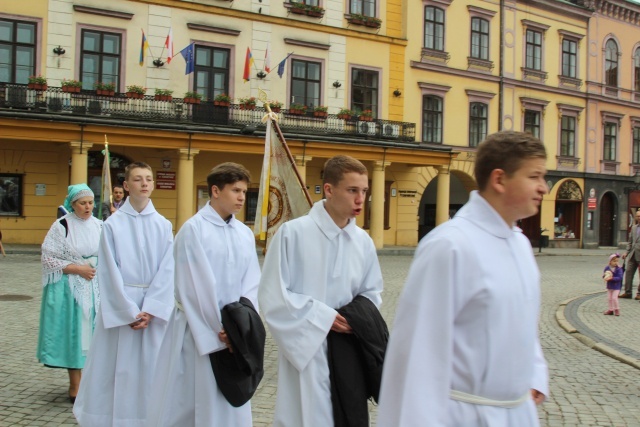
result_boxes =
[37,184,102,403]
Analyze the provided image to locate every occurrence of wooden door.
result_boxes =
[599,192,614,246]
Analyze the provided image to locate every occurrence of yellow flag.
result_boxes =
[254,119,311,245]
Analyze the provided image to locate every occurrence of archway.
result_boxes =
[418,171,473,240]
[554,179,583,243]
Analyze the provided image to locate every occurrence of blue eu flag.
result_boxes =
[180,43,195,75]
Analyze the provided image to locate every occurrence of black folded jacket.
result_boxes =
[209,297,266,407]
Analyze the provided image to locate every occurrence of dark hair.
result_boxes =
[124,162,153,181]
[207,162,251,197]
[474,131,547,191]
[113,184,124,191]
[323,155,367,186]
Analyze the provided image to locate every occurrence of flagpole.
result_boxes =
[266,104,313,206]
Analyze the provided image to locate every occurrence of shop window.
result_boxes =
[0,174,22,216]
[245,187,259,224]
[554,180,582,239]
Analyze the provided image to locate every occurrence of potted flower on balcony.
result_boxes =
[95,82,116,96]
[214,93,232,106]
[314,105,329,118]
[364,16,382,28]
[239,96,257,110]
[347,13,366,25]
[154,88,173,102]
[289,2,325,17]
[183,91,203,104]
[337,108,354,120]
[126,85,146,99]
[268,100,283,113]
[288,103,308,115]
[28,75,48,91]
[61,79,82,93]
[358,109,374,121]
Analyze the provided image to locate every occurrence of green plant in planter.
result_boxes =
[95,82,116,91]
[154,88,174,96]
[29,75,48,85]
[126,85,146,95]
[184,91,203,100]
[62,79,82,88]
[314,105,328,113]
[337,108,354,119]
[214,93,232,103]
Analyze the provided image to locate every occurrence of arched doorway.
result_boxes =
[598,192,616,246]
[418,172,473,240]
[554,180,583,245]
[87,151,132,217]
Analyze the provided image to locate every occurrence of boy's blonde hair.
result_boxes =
[124,162,153,181]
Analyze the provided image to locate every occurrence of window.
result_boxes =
[245,188,259,224]
[634,127,640,164]
[524,110,540,139]
[526,29,542,70]
[291,59,321,108]
[422,95,443,143]
[0,174,22,216]
[297,0,319,4]
[0,18,36,84]
[560,116,575,157]
[469,103,487,147]
[80,29,121,91]
[605,39,618,87]
[424,7,444,51]
[350,0,376,17]
[603,122,617,161]
[635,48,640,92]
[351,68,378,117]
[194,45,230,101]
[470,18,489,60]
[561,39,577,78]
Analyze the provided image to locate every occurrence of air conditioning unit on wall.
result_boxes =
[382,124,400,139]
[357,121,377,135]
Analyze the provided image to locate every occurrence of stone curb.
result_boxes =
[556,292,640,370]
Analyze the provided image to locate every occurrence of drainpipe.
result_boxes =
[499,0,504,131]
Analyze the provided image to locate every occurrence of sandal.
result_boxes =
[604,310,614,315]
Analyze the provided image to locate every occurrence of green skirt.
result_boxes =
[36,275,94,369]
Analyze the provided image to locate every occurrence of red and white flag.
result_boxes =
[165,28,174,63]
[264,43,271,73]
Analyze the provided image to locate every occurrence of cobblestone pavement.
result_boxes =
[2,249,640,426]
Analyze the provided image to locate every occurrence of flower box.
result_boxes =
[155,95,173,102]
[271,107,281,113]
[338,114,352,120]
[359,116,373,122]
[96,89,115,96]
[28,83,47,91]
[126,92,144,99]
[183,97,201,104]
[214,101,230,107]
[62,86,81,93]
[314,111,328,118]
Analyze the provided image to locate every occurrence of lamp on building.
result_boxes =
[393,88,401,97]
[256,70,267,79]
[53,45,66,55]
[153,59,165,67]
[624,171,640,194]
[332,81,342,88]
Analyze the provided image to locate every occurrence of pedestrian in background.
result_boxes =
[37,184,102,403]
[603,253,623,316]
[101,184,125,221]
[74,162,174,426]
[378,131,549,426]
[620,210,640,299]
[0,227,6,257]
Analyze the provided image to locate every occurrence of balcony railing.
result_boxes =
[0,84,416,143]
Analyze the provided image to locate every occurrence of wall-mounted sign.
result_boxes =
[398,190,417,198]
[35,184,46,196]
[156,171,176,190]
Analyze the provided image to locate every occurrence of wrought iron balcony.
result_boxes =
[0,84,416,144]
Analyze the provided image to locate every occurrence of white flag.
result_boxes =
[264,43,271,73]
[254,120,311,245]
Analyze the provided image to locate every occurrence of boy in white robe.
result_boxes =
[378,131,550,427]
[74,162,174,427]
[146,162,261,427]
[259,155,384,427]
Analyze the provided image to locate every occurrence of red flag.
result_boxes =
[165,28,174,63]
[243,47,253,82]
